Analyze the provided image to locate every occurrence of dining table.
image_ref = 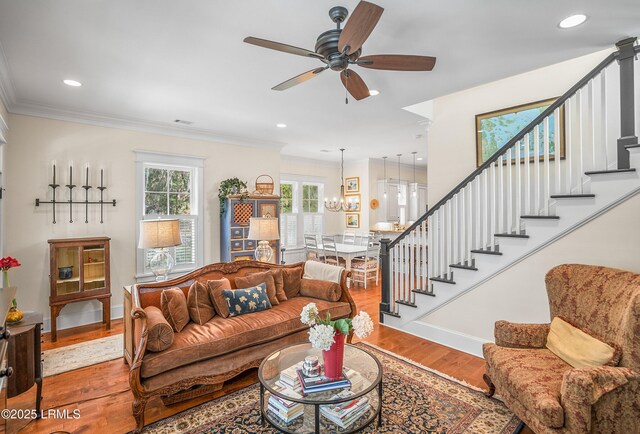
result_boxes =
[316,242,368,271]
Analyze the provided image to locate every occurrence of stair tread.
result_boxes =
[430,276,456,284]
[381,311,401,318]
[412,289,435,297]
[550,194,596,198]
[585,168,636,175]
[626,144,640,149]
[471,247,503,255]
[495,232,529,238]
[396,300,417,308]
[520,215,560,219]
[450,263,478,271]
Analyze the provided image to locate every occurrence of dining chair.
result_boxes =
[350,241,380,289]
[304,234,321,261]
[342,231,356,245]
[321,235,345,266]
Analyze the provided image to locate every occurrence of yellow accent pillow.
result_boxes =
[546,317,616,368]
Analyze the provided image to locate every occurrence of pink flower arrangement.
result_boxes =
[0,256,20,271]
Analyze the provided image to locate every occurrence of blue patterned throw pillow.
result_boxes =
[223,283,272,317]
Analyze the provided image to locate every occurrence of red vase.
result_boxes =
[323,332,346,379]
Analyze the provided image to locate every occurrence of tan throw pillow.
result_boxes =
[187,281,216,325]
[300,278,342,302]
[270,269,288,302]
[236,271,279,306]
[144,306,174,352]
[207,278,232,318]
[546,317,617,368]
[160,288,190,333]
[282,266,303,299]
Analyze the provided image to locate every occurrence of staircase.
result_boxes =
[379,38,640,353]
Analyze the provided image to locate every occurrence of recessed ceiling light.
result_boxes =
[558,14,587,29]
[417,157,424,161]
[63,79,82,87]
[276,123,287,128]
[320,149,332,153]
[369,89,380,96]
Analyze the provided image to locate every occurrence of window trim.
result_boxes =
[280,174,325,249]
[135,150,205,280]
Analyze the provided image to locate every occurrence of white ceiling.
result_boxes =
[0,0,639,165]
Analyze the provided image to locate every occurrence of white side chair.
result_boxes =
[321,235,345,266]
[342,231,356,245]
[350,241,380,289]
[304,234,321,261]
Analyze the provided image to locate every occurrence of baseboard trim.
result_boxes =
[383,320,489,358]
[43,304,123,333]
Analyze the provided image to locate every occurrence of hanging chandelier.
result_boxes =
[325,148,355,212]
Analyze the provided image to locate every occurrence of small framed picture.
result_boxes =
[259,203,277,218]
[345,177,360,193]
[346,213,360,229]
[345,194,361,212]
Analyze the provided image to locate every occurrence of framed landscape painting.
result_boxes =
[475,98,565,167]
[346,213,360,228]
[345,194,361,212]
[345,177,360,193]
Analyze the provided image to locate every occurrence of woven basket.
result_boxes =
[255,174,274,195]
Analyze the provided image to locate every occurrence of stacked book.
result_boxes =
[268,382,304,424]
[320,390,372,429]
[296,367,352,394]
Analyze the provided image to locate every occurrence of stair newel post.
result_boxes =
[379,237,392,322]
[615,37,638,169]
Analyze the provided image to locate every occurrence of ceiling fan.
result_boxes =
[243,1,436,102]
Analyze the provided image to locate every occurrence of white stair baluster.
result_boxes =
[565,99,573,193]
[515,141,522,229]
[506,149,513,233]
[427,215,433,290]
[600,69,608,169]
[524,133,531,213]
[498,155,504,234]
[534,125,541,214]
[578,90,584,193]
[554,108,561,194]
[466,184,473,265]
[588,79,596,171]
[543,117,550,216]
[439,206,445,278]
[421,220,427,293]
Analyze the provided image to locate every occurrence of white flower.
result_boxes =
[351,311,374,339]
[308,324,336,351]
[300,302,319,326]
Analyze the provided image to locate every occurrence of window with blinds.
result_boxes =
[280,180,324,248]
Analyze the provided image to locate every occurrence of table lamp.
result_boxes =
[248,217,280,262]
[138,219,182,281]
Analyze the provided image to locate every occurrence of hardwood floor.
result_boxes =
[9,281,532,434]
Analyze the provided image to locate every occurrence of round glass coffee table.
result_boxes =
[258,343,383,433]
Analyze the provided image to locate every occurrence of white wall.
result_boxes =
[427,48,613,207]
[5,114,281,331]
[420,193,640,352]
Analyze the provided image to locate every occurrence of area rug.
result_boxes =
[141,342,521,433]
[43,334,123,377]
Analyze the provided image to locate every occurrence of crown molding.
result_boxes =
[10,100,286,150]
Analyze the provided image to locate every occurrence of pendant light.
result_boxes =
[382,156,388,198]
[412,151,417,197]
[324,148,351,212]
[397,154,402,198]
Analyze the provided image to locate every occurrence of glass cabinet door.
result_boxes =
[82,245,106,291]
[55,246,81,296]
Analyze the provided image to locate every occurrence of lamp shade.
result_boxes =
[247,217,279,241]
[138,219,182,249]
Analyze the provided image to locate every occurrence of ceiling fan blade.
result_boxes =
[340,70,370,101]
[338,1,384,55]
[244,37,324,60]
[272,67,328,91]
[357,55,437,71]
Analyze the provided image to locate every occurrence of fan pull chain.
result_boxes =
[345,73,349,104]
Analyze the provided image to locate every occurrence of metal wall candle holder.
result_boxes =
[35,163,117,224]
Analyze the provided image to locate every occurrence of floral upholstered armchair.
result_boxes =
[483,264,640,434]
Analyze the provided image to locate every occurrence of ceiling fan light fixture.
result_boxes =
[63,79,82,87]
[558,14,587,29]
[369,89,380,96]
[417,157,424,161]
[276,123,287,128]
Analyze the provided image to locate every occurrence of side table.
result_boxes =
[7,311,43,415]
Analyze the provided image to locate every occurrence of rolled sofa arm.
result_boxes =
[494,320,550,348]
[560,366,640,433]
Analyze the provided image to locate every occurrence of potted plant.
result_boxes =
[218,178,249,215]
[300,302,374,379]
[1,256,24,323]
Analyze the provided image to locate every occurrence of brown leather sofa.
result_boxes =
[129,260,355,433]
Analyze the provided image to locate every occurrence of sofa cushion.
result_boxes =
[160,288,190,332]
[187,281,216,325]
[235,272,279,306]
[223,283,272,317]
[207,278,233,318]
[282,266,303,299]
[144,306,174,352]
[483,343,572,428]
[546,317,618,368]
[300,278,342,302]
[270,269,287,302]
[141,296,351,378]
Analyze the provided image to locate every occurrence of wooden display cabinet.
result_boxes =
[48,237,111,342]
